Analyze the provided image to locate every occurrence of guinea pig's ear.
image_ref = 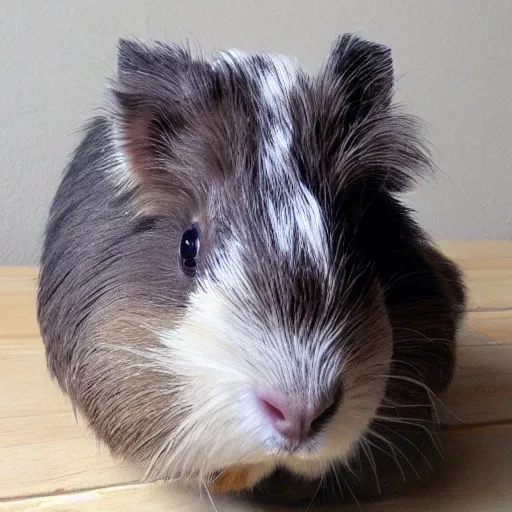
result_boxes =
[323,34,431,198]
[325,33,394,126]
[107,39,211,208]
[116,38,194,86]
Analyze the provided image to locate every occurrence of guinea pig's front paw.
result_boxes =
[210,464,273,494]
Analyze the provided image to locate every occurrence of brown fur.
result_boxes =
[67,311,185,474]
[210,466,253,494]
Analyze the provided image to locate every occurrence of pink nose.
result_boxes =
[256,391,335,444]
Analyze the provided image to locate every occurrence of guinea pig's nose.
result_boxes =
[256,392,336,444]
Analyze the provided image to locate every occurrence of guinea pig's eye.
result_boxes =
[179,224,200,276]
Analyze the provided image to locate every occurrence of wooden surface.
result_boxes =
[0,240,511,511]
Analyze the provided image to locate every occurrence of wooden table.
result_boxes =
[1,241,511,511]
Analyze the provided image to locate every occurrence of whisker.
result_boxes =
[379,370,463,426]
[359,437,381,494]
[329,461,345,502]
[369,430,412,479]
[204,483,220,512]
[380,400,434,409]
[374,373,442,421]
[392,326,452,343]
[338,464,363,512]
[305,473,324,512]
[375,414,436,426]
[377,422,436,473]
[374,414,444,459]
[363,431,406,481]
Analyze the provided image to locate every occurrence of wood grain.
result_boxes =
[459,310,512,345]
[0,241,511,511]
[0,335,141,499]
[0,267,38,338]
[438,241,512,310]
[2,426,511,512]
[0,482,279,512]
[442,343,512,425]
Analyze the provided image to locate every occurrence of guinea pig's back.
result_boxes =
[38,117,123,371]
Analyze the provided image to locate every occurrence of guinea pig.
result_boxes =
[37,34,466,506]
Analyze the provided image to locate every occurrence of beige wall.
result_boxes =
[1,0,511,264]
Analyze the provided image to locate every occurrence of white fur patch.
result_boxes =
[149,243,391,485]
[214,50,330,274]
[258,59,296,184]
[212,49,249,70]
[257,58,329,273]
[266,191,329,276]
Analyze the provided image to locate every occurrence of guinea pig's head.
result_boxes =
[43,34,432,490]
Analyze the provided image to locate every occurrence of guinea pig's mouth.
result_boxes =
[285,449,322,460]
[206,442,324,480]
[264,436,327,460]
